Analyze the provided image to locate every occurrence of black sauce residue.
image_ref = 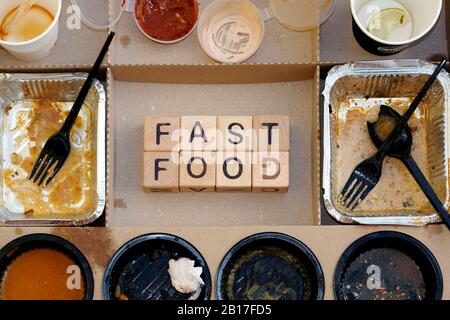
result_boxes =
[225,247,312,300]
[341,248,426,300]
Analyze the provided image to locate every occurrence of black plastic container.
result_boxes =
[216,232,325,300]
[103,233,212,300]
[0,233,94,300]
[334,231,443,300]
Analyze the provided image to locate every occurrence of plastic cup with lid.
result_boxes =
[197,0,336,64]
[72,0,199,44]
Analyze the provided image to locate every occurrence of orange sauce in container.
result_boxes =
[1,248,85,300]
[135,0,199,42]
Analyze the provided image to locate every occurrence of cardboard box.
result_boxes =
[0,225,448,300]
[0,0,449,300]
[107,65,320,226]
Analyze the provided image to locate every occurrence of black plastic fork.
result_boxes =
[339,59,447,211]
[29,32,115,187]
[368,105,450,230]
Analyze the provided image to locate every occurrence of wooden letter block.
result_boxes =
[143,152,179,192]
[180,116,217,151]
[144,116,180,152]
[216,151,252,192]
[217,116,253,151]
[253,115,289,151]
[252,152,289,192]
[179,151,216,192]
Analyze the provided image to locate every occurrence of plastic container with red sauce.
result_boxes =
[135,0,199,44]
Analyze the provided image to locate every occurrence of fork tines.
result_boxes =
[338,173,374,211]
[29,152,62,187]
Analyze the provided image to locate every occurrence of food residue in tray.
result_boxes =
[341,248,426,300]
[2,99,95,218]
[333,97,432,215]
[1,248,85,300]
[225,246,313,300]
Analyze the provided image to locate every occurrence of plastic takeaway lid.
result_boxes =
[269,0,336,31]
[71,0,125,30]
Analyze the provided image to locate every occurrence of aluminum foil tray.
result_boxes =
[323,60,450,226]
[0,73,105,226]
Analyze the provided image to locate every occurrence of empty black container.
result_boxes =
[334,231,443,300]
[216,232,325,300]
[103,233,211,300]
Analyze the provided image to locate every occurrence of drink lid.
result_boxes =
[268,0,336,31]
[71,0,124,30]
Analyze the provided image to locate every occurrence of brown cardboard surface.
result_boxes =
[110,63,317,84]
[0,0,107,70]
[107,69,318,227]
[320,0,449,64]
[110,0,318,65]
[0,225,447,300]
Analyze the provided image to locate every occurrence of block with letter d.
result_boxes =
[142,152,179,192]
[252,152,289,192]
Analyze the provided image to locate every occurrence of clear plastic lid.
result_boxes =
[71,0,125,30]
[269,0,336,31]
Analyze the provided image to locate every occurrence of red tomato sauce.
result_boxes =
[135,0,199,42]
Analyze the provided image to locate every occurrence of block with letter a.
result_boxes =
[180,116,217,151]
[142,152,179,192]
[252,152,289,192]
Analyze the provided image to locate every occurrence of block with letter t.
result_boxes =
[253,115,289,152]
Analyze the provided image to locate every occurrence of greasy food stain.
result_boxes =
[14,227,23,236]
[3,99,95,217]
[114,199,128,209]
[51,228,115,269]
[120,35,130,48]
[424,225,443,239]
